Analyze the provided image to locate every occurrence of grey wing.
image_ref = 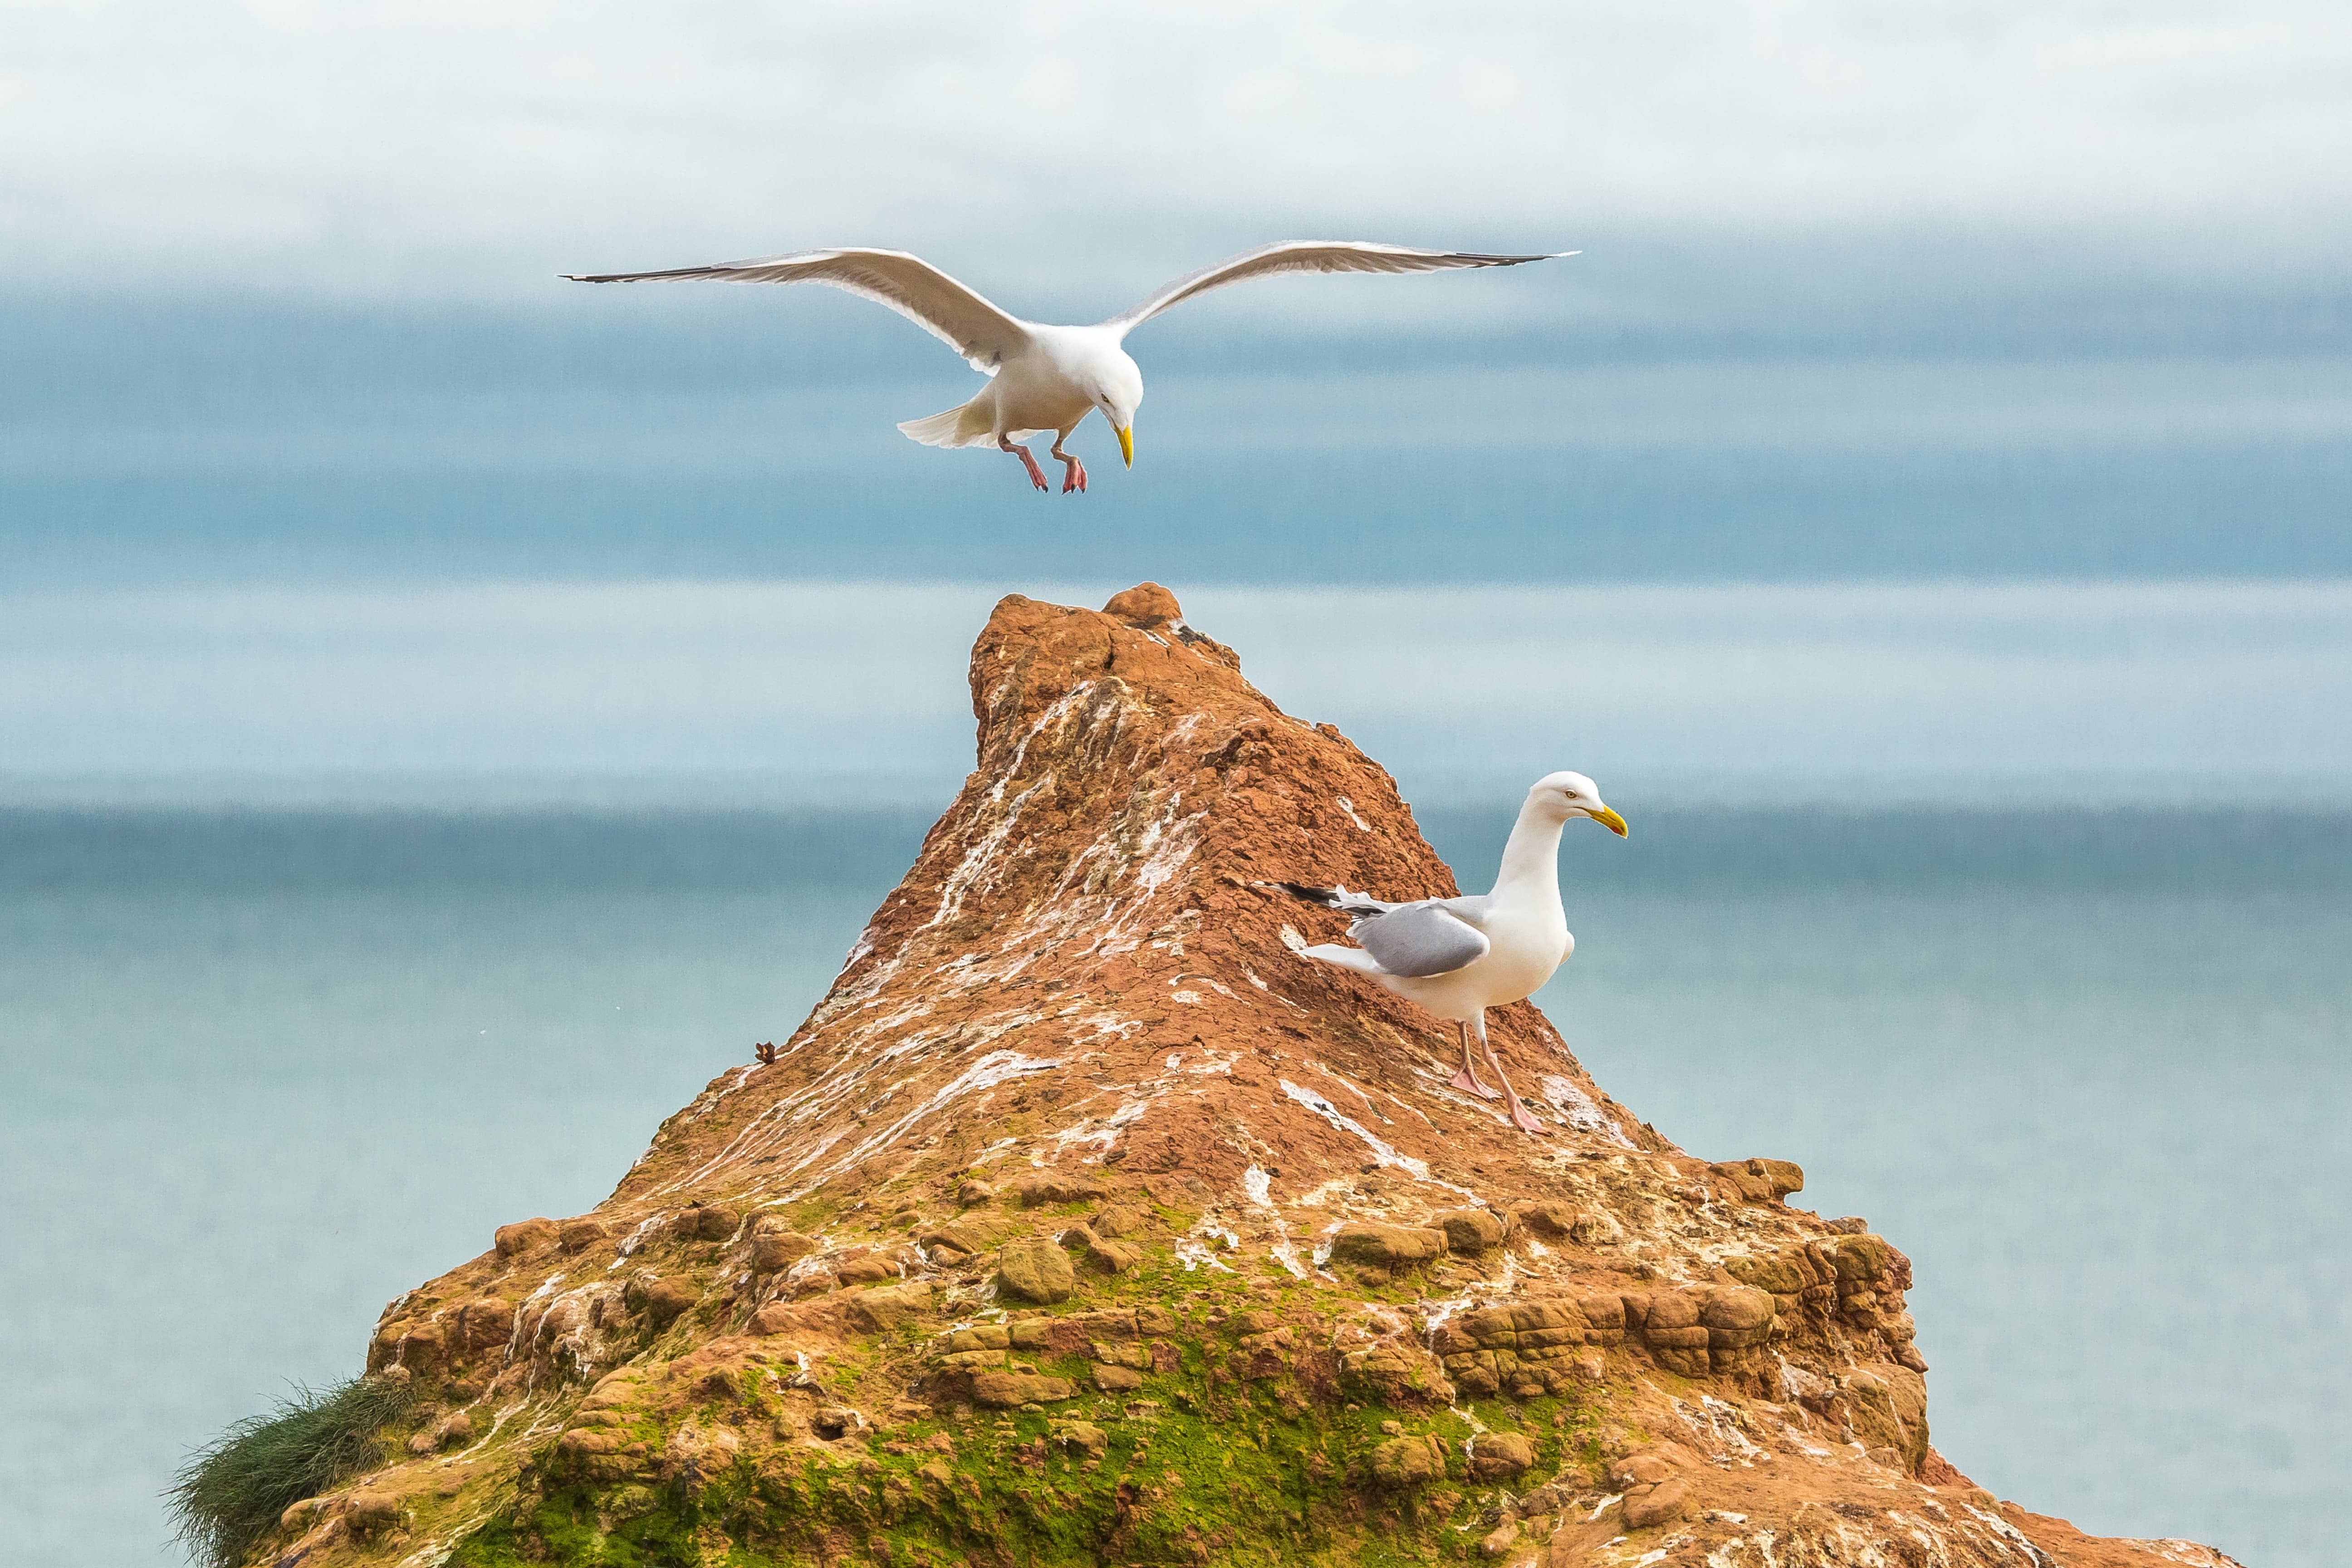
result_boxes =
[563,247,1031,373]
[1098,240,1569,336]
[1352,903,1492,978]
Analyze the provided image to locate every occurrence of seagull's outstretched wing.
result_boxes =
[564,248,1031,373]
[1100,241,1567,337]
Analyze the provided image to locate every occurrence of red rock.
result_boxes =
[1101,581,1183,627]
[316,585,2236,1568]
[341,1491,402,1534]
[1510,1200,1578,1237]
[831,1252,898,1286]
[493,1218,555,1258]
[1469,1431,1534,1478]
[457,1299,512,1349]
[747,1301,800,1338]
[1009,1170,1107,1206]
[1700,1284,1775,1331]
[556,1217,610,1251]
[1609,1452,1676,1487]
[1577,1293,1627,1331]
[995,1237,1075,1303]
[970,1370,1075,1407]
[279,1497,329,1532]
[843,1282,933,1333]
[1707,1158,1806,1203]
[1432,1208,1507,1250]
[750,1231,816,1270]
[1328,1223,1447,1268]
[1623,1475,1690,1529]
[1085,1237,1142,1273]
[1638,1290,1700,1332]
[631,1279,694,1328]
[1090,1363,1144,1393]
[1369,1434,1447,1487]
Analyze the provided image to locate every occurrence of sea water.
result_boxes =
[0,804,2344,1566]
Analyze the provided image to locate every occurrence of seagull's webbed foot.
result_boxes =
[1000,437,1049,492]
[1049,436,1088,495]
[1450,1066,1502,1100]
[1450,1021,1502,1099]
[1474,1014,1549,1135]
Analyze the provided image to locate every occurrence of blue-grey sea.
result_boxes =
[2,803,2347,1567]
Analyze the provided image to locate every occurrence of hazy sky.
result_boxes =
[7,3,2347,307]
[5,5,2347,588]
[7,581,2347,800]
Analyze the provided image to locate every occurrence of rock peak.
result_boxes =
[1099,579,1185,627]
[289,590,2240,1568]
[620,579,1647,1219]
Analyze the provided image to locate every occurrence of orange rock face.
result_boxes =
[280,586,2239,1568]
[625,583,1651,1221]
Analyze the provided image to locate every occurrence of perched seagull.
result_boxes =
[1279,771,1627,1135]
[562,241,1567,494]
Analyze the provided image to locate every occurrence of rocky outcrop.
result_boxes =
[252,584,2238,1567]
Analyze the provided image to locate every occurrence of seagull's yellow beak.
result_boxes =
[1117,423,1134,469]
[1590,806,1628,838]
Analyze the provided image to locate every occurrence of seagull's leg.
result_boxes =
[1049,429,1088,494]
[998,435,1049,493]
[1476,1012,1549,1135]
[1450,1018,1501,1099]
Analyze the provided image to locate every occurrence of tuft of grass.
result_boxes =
[166,1375,417,1568]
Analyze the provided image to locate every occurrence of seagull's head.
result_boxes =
[1529,770,1627,836]
[1088,348,1145,468]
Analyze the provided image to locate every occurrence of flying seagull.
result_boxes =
[563,241,1568,494]
[1279,771,1626,1135]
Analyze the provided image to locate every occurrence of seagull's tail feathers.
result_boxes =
[897,398,995,449]
[1300,941,1387,976]
[1274,881,1395,916]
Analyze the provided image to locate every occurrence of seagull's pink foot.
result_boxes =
[1061,456,1088,494]
[1002,440,1049,492]
[1508,1099,1550,1135]
[1451,1067,1503,1100]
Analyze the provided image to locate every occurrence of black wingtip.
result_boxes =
[1273,881,1342,907]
